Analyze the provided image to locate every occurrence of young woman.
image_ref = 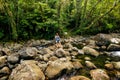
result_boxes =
[55,33,61,48]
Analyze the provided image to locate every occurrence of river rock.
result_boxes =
[90,69,110,80]
[85,61,97,69]
[43,52,54,61]
[55,48,70,57]
[7,53,19,64]
[84,57,91,61]
[0,66,10,74]
[48,45,56,51]
[0,56,7,68]
[78,50,84,55]
[86,40,96,49]
[37,62,48,72]
[0,67,10,80]
[71,39,85,49]
[94,33,111,47]
[39,48,53,55]
[7,63,18,69]
[18,47,38,59]
[112,62,120,70]
[1,48,11,56]
[0,75,9,80]
[49,56,58,61]
[35,54,43,61]
[110,38,120,44]
[70,51,78,56]
[62,38,71,44]
[104,63,114,70]
[69,76,90,80]
[32,40,41,46]
[45,58,73,78]
[115,71,120,78]
[0,48,5,56]
[72,61,83,69]
[107,44,120,51]
[63,43,73,49]
[9,60,45,80]
[12,43,23,51]
[26,39,46,47]
[82,46,99,57]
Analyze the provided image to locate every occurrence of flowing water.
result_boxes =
[111,51,120,57]
[55,70,77,80]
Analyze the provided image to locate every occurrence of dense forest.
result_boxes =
[0,0,120,41]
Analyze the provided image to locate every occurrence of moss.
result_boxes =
[107,70,116,77]
[77,68,91,78]
[75,54,86,66]
[76,54,112,69]
[91,55,106,68]
[75,54,113,78]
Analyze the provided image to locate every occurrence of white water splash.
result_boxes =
[111,51,120,57]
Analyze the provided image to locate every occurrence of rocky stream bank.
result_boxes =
[0,33,120,80]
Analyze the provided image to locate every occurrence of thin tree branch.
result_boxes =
[88,0,102,17]
[85,0,118,30]
[80,0,88,27]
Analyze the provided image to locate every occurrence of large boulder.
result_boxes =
[90,69,110,80]
[82,46,100,57]
[9,60,45,80]
[69,76,90,80]
[45,58,73,78]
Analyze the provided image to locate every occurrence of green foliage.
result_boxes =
[0,0,119,41]
[0,31,4,39]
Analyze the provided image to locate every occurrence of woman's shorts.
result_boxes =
[56,40,60,43]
